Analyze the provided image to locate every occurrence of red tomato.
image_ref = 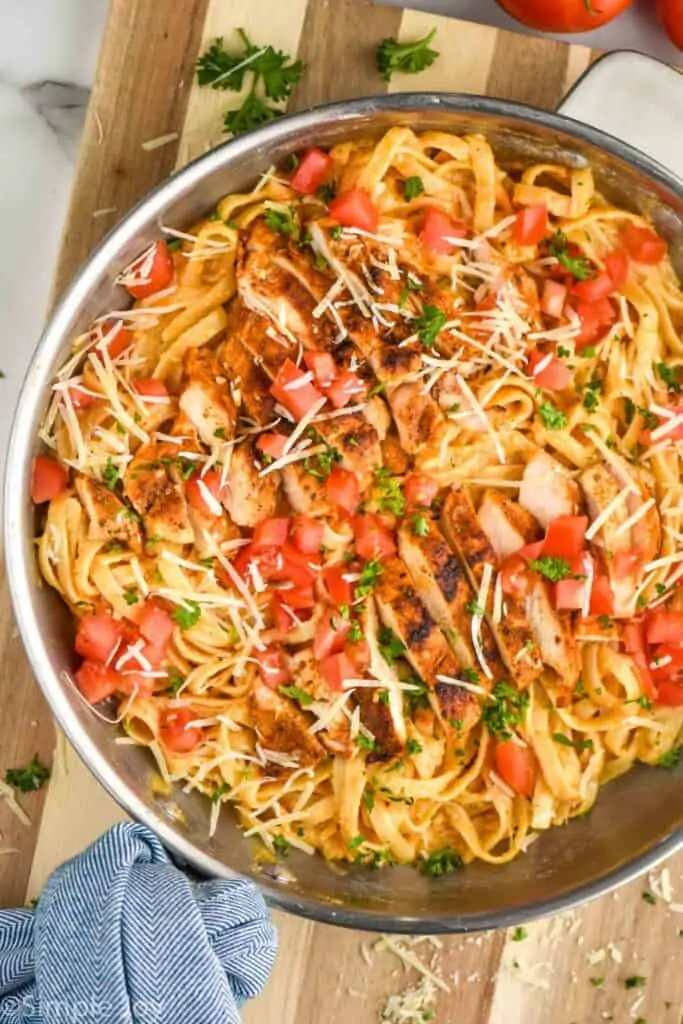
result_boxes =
[329,188,379,233]
[252,517,290,549]
[622,620,658,701]
[621,222,668,263]
[353,514,396,561]
[31,455,68,504]
[658,0,683,50]
[125,240,174,300]
[303,350,337,389]
[159,707,202,753]
[132,378,169,398]
[272,592,314,632]
[656,681,683,707]
[589,576,615,617]
[290,516,324,555]
[255,647,290,689]
[518,540,544,562]
[138,602,174,648]
[650,645,683,683]
[270,359,324,421]
[604,249,630,290]
[290,148,334,195]
[641,404,683,446]
[280,542,320,588]
[500,553,532,599]
[139,640,167,670]
[74,660,122,703]
[101,323,133,359]
[540,280,567,319]
[313,606,351,661]
[554,578,586,611]
[513,205,548,247]
[527,350,572,391]
[232,544,282,583]
[323,565,353,606]
[572,272,614,303]
[541,515,588,560]
[494,741,536,798]
[574,298,617,350]
[272,593,293,633]
[67,386,97,409]
[186,470,225,517]
[326,371,364,409]
[404,472,440,510]
[496,0,633,32]
[326,467,360,514]
[645,611,683,647]
[277,585,315,610]
[75,612,123,664]
[256,433,288,461]
[419,207,467,255]
[320,651,357,691]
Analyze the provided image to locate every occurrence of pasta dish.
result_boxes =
[32,127,683,872]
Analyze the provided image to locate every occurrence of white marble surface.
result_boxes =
[0,0,108,488]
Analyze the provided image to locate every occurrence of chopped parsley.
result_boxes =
[642,890,656,905]
[363,787,375,811]
[597,614,612,629]
[463,668,479,684]
[624,976,646,990]
[167,238,183,253]
[330,225,342,240]
[545,230,594,280]
[415,304,447,348]
[404,675,430,714]
[590,977,605,987]
[528,556,574,582]
[465,600,485,616]
[538,401,568,430]
[658,746,682,769]
[211,784,231,804]
[406,739,423,755]
[279,685,314,707]
[411,513,430,537]
[373,467,405,516]
[196,31,306,137]
[376,28,439,81]
[172,600,201,630]
[5,755,50,793]
[264,205,300,240]
[354,559,383,600]
[419,846,463,878]
[557,345,571,358]
[582,375,603,412]
[355,734,377,752]
[398,276,424,307]
[579,346,596,358]
[272,834,291,857]
[403,175,425,201]
[303,429,341,479]
[213,427,227,439]
[368,380,387,397]
[511,926,528,942]
[102,457,120,491]
[348,620,364,642]
[349,835,366,851]
[552,732,594,752]
[166,667,185,696]
[123,586,139,606]
[316,181,336,205]
[657,362,682,393]
[481,682,529,741]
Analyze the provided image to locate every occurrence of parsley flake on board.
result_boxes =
[481,682,529,741]
[5,755,50,793]
[415,304,447,348]
[528,556,574,582]
[545,230,594,280]
[511,926,528,942]
[172,600,202,630]
[376,28,439,81]
[537,401,568,430]
[419,846,463,877]
[196,31,306,137]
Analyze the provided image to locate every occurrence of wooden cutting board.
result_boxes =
[3,1,683,1021]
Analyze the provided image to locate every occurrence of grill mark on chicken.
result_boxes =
[74,475,143,553]
[355,689,403,761]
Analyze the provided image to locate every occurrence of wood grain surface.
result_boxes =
[4,1,683,1021]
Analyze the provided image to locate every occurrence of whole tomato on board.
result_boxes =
[496,0,634,32]
[658,0,683,49]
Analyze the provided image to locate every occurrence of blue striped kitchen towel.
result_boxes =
[0,822,277,1023]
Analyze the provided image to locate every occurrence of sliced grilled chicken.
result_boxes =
[179,349,237,449]
[123,444,194,545]
[398,521,504,682]
[519,451,579,529]
[218,308,286,427]
[315,411,381,493]
[362,599,406,754]
[251,679,326,768]
[75,475,142,552]
[525,579,581,686]
[281,462,331,517]
[478,489,542,558]
[374,558,481,732]
[355,689,404,760]
[580,459,661,618]
[286,648,353,757]
[387,382,447,455]
[364,395,391,441]
[441,488,544,687]
[223,441,279,528]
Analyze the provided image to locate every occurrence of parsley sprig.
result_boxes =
[545,230,594,281]
[415,305,447,349]
[373,467,405,516]
[5,755,50,793]
[481,682,529,741]
[528,556,574,582]
[378,627,406,666]
[419,846,463,877]
[172,600,202,630]
[376,29,439,81]
[538,401,568,430]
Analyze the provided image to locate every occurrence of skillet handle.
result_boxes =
[558,51,683,178]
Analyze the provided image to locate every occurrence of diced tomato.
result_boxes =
[280,541,320,588]
[494,741,536,798]
[254,647,290,689]
[270,359,324,421]
[186,470,225,516]
[553,578,586,611]
[645,611,683,646]
[290,516,324,555]
[31,455,68,504]
[346,638,370,674]
[641,404,683,446]
[314,606,351,661]
[67,386,97,409]
[303,350,337,389]
[256,433,288,461]
[541,515,588,561]
[650,645,683,683]
[138,601,174,648]
[132,378,169,398]
[290,148,334,195]
[605,249,630,290]
[159,706,202,753]
[125,240,175,300]
[75,612,124,664]
[500,553,532,599]
[139,640,166,670]
[323,565,353,606]
[232,544,282,583]
[419,207,467,255]
[572,272,614,303]
[403,472,440,510]
[353,514,396,561]
[656,681,683,707]
[277,585,315,610]
[527,349,571,390]
[589,576,615,617]
[74,660,122,704]
[252,517,290,549]
[574,297,617,350]
[622,620,657,702]
[621,223,667,265]
[320,650,356,691]
[540,279,567,319]
[513,205,548,247]
[101,323,133,359]
[272,593,293,633]
[328,188,379,233]
[326,466,360,514]
[327,371,364,409]
[518,540,544,562]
